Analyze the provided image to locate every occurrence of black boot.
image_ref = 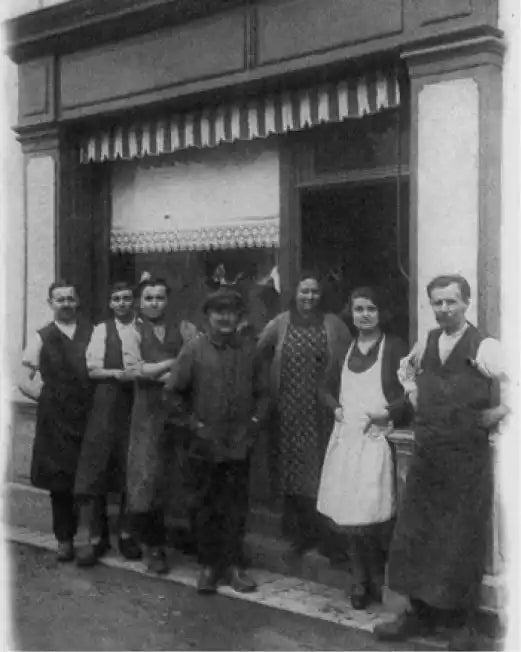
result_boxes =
[197,566,219,594]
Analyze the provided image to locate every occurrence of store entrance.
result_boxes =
[300,179,409,341]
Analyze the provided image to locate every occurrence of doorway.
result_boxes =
[300,179,409,342]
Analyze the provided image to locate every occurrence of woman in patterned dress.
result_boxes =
[257,272,351,553]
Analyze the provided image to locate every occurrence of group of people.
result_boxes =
[19,269,508,650]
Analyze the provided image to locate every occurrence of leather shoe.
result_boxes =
[374,611,434,641]
[197,566,219,594]
[93,537,111,558]
[350,584,370,610]
[76,543,98,567]
[225,566,257,593]
[118,536,142,561]
[56,540,74,562]
[147,546,169,574]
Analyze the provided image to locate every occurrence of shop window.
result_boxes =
[110,248,280,331]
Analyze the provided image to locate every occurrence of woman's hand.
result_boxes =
[363,409,390,433]
[334,407,344,422]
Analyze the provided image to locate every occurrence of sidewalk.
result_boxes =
[3,481,502,651]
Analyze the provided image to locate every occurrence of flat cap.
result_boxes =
[202,287,245,314]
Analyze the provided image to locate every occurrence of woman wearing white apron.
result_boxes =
[317,287,411,609]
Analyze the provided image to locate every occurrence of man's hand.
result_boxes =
[114,368,140,382]
[334,407,344,422]
[363,409,390,434]
[479,405,509,429]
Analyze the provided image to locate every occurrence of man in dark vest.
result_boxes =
[126,277,184,574]
[375,274,508,650]
[19,281,94,562]
[74,281,143,566]
[165,287,270,594]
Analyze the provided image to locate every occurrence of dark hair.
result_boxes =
[136,277,171,299]
[296,269,323,289]
[342,286,392,333]
[426,275,471,302]
[48,280,78,299]
[109,281,134,298]
[290,270,324,312]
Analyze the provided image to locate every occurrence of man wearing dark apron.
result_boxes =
[126,277,184,574]
[74,281,143,566]
[19,281,93,562]
[375,275,508,651]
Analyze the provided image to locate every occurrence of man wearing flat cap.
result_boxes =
[165,286,270,594]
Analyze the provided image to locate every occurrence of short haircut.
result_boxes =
[426,274,471,302]
[344,286,392,332]
[48,280,78,299]
[109,281,134,298]
[136,276,170,298]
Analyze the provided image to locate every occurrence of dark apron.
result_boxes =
[126,319,183,513]
[387,326,493,610]
[31,321,93,493]
[75,320,134,497]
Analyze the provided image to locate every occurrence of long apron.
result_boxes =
[31,322,93,493]
[387,327,493,610]
[126,320,182,514]
[317,337,395,526]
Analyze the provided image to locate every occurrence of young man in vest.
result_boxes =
[374,274,508,651]
[74,281,143,566]
[166,287,270,594]
[19,281,94,562]
[126,277,184,574]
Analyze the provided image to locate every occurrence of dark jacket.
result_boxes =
[167,331,271,461]
[319,334,412,428]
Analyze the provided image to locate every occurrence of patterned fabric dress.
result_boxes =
[278,314,328,498]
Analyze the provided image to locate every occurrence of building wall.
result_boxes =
[4,0,72,19]
[2,59,27,397]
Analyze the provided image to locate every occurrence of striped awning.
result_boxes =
[80,69,400,163]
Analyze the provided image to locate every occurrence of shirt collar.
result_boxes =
[206,330,240,349]
[440,321,469,340]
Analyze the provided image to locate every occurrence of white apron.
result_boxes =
[317,337,395,526]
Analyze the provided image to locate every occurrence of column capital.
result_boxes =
[15,124,62,155]
[402,31,505,79]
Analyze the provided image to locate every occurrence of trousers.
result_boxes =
[50,491,77,542]
[192,457,250,570]
[131,509,167,547]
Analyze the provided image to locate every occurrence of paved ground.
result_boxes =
[9,543,416,651]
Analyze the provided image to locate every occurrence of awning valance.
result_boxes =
[80,68,400,163]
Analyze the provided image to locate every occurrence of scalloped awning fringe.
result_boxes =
[81,69,400,163]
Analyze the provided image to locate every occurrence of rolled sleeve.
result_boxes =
[476,338,507,380]
[22,334,43,371]
[85,323,107,372]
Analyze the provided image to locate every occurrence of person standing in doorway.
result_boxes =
[18,281,94,562]
[317,286,411,609]
[374,275,508,650]
[257,272,351,554]
[74,281,143,566]
[165,287,270,594]
[126,277,183,574]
